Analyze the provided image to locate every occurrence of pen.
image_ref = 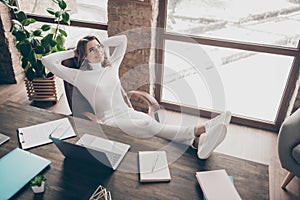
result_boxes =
[151,153,159,172]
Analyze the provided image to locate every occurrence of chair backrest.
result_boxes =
[62,57,95,120]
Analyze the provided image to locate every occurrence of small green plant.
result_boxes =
[0,0,70,80]
[31,175,46,187]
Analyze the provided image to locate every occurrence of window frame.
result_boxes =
[15,0,108,30]
[155,1,300,132]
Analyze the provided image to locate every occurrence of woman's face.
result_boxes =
[85,39,104,64]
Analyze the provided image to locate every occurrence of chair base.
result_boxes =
[281,171,295,189]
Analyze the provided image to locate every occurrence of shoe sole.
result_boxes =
[205,111,232,131]
[197,123,227,159]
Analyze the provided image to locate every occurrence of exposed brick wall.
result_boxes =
[107,0,158,112]
[0,3,22,84]
[0,3,15,84]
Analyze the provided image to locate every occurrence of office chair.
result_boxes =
[277,108,300,189]
[61,57,160,123]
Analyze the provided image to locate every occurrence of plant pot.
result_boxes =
[31,181,45,193]
[25,76,63,102]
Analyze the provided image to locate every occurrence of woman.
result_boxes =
[42,34,231,159]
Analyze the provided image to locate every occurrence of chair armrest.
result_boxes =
[292,144,300,165]
[127,90,160,112]
[82,112,102,123]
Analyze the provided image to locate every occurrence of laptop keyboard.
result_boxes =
[76,134,130,168]
[101,149,122,166]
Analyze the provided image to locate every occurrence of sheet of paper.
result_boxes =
[17,118,76,149]
[139,151,171,182]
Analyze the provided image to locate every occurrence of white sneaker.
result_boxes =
[197,123,227,159]
[205,111,231,132]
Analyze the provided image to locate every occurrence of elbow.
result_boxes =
[41,55,55,72]
[41,57,46,66]
[121,34,127,45]
[41,57,49,68]
[120,34,127,41]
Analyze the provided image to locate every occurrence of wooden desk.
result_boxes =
[0,101,269,200]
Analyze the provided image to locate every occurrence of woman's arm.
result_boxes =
[41,50,78,85]
[102,35,127,69]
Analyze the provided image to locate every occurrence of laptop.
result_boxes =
[50,133,130,170]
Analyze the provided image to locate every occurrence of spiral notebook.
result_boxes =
[17,118,76,150]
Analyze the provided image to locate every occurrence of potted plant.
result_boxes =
[30,175,46,193]
[0,0,70,102]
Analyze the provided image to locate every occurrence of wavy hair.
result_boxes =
[75,35,111,70]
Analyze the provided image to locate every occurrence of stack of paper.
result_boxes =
[138,151,171,182]
[196,169,242,200]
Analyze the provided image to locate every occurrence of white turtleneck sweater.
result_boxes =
[42,35,128,122]
[42,35,194,146]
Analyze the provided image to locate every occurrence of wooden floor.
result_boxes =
[0,79,300,200]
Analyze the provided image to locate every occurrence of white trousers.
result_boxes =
[103,108,195,146]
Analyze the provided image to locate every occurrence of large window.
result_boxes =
[15,0,108,53]
[17,0,108,23]
[158,0,300,131]
[162,40,294,122]
[167,0,300,48]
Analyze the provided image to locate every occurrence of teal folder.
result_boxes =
[0,148,51,200]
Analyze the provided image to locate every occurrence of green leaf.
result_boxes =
[41,24,51,31]
[16,11,26,21]
[33,29,42,36]
[55,34,64,46]
[62,12,70,24]
[55,11,61,18]
[13,31,26,41]
[50,39,57,47]
[41,33,54,45]
[56,44,65,51]
[58,29,67,37]
[19,44,31,57]
[21,57,28,69]
[46,8,55,15]
[25,30,30,38]
[51,45,58,52]
[43,45,51,54]
[34,46,45,54]
[22,18,36,26]
[58,0,67,10]
[27,51,37,65]
[25,67,35,81]
[34,60,46,78]
[34,60,44,72]
[31,38,40,47]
